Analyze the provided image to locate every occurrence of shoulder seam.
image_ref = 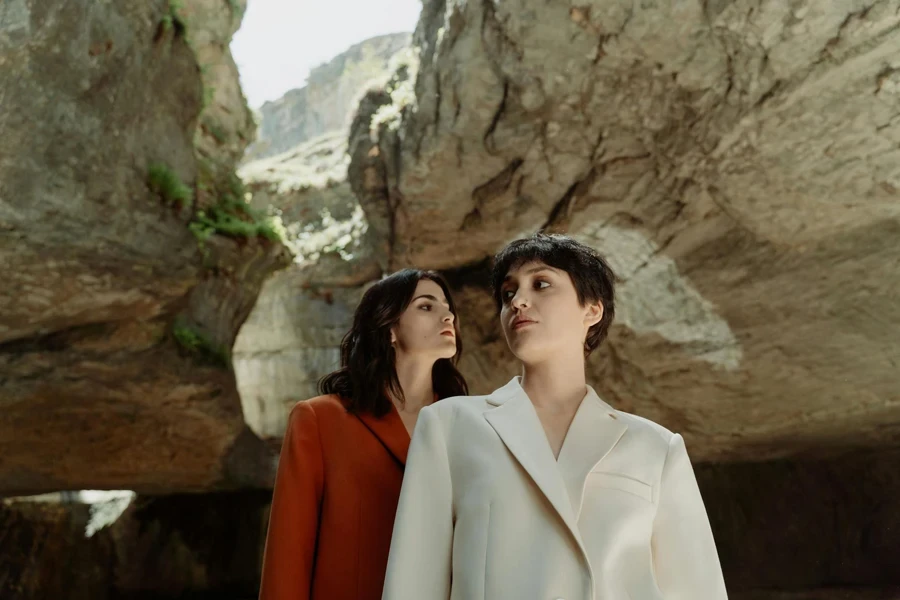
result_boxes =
[305,400,326,474]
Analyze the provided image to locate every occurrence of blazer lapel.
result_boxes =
[483,378,583,547]
[556,386,628,518]
[355,403,410,467]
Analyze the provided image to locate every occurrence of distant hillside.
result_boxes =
[244,32,410,162]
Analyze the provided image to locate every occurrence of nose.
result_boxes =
[442,309,455,324]
[510,289,529,310]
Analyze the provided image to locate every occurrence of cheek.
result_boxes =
[395,314,421,340]
[408,312,438,338]
[540,297,579,332]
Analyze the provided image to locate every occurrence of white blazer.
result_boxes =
[382,377,728,600]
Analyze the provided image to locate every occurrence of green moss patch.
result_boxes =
[147,163,193,209]
[172,320,230,368]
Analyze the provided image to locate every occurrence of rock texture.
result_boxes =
[244,33,411,162]
[234,131,378,437]
[230,42,411,436]
[185,0,258,182]
[234,278,365,439]
[343,0,900,462]
[239,130,379,286]
[235,1,900,459]
[232,38,417,437]
[3,0,900,596]
[0,0,287,495]
[0,491,269,600]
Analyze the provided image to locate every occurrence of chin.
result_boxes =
[428,339,455,359]
[507,342,538,364]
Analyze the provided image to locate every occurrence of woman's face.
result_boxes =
[499,261,602,365]
[391,279,458,361]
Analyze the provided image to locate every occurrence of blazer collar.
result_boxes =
[486,375,621,415]
[485,376,523,406]
[354,401,410,466]
[483,377,627,568]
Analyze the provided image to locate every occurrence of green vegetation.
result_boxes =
[150,162,285,267]
[189,174,285,253]
[205,120,229,144]
[202,85,215,110]
[228,0,245,19]
[160,0,187,37]
[172,321,230,368]
[147,163,193,209]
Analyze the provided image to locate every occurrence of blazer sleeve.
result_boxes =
[258,401,325,600]
[382,404,453,600]
[651,433,728,599]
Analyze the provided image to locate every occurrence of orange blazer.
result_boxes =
[259,394,410,600]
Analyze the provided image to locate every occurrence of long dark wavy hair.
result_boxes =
[318,269,469,417]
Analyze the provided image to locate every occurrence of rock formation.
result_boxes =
[1,490,270,599]
[3,0,900,597]
[237,0,900,462]
[346,0,900,462]
[229,2,900,595]
[244,32,411,162]
[0,0,288,495]
[234,131,377,437]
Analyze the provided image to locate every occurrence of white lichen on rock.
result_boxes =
[370,46,420,136]
[286,204,369,263]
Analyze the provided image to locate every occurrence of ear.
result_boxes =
[584,301,604,329]
[390,326,398,345]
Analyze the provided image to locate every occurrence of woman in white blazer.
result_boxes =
[382,233,728,600]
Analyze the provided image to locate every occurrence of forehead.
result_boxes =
[503,260,562,280]
[413,278,447,299]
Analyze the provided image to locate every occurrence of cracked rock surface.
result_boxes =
[237,0,900,461]
[342,0,900,461]
[0,0,286,495]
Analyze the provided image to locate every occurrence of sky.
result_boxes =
[231,0,423,109]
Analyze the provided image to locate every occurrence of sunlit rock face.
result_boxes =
[234,131,374,438]
[344,0,900,462]
[0,0,286,495]
[238,0,900,462]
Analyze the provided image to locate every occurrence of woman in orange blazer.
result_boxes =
[258,268,469,600]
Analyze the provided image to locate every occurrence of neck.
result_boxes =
[392,354,436,414]
[520,350,588,411]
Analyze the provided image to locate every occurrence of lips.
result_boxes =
[440,329,456,337]
[511,317,536,330]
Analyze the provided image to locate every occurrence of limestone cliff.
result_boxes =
[236,2,900,464]
[3,0,900,596]
[347,0,900,463]
[0,0,289,495]
[244,32,411,162]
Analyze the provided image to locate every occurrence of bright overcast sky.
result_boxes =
[231,0,423,109]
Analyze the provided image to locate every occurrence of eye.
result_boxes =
[501,288,516,301]
[419,303,433,311]
[534,280,550,290]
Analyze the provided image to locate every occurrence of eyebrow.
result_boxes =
[413,294,449,304]
[503,265,561,281]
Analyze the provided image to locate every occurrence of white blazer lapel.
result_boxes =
[556,386,628,518]
[483,379,584,548]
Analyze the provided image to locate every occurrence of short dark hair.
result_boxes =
[491,233,617,355]
[319,269,469,416]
